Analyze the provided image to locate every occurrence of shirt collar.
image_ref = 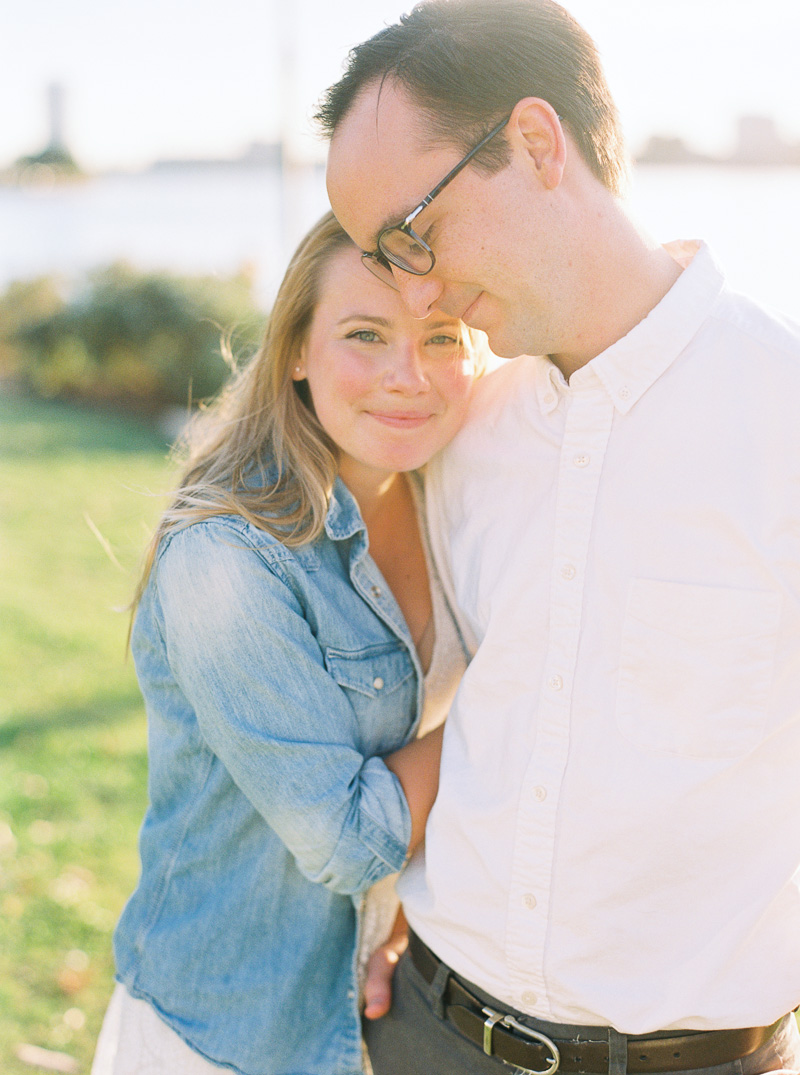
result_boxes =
[537,240,726,415]
[324,477,367,542]
[534,355,568,414]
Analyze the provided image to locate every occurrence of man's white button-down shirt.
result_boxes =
[399,242,800,1033]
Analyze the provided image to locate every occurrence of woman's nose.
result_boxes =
[384,342,431,393]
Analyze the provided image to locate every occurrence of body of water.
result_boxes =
[4,163,800,320]
[628,165,800,323]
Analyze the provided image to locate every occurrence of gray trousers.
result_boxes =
[363,950,800,1075]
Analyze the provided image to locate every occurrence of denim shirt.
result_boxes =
[114,478,423,1075]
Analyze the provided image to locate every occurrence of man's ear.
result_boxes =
[507,97,566,189]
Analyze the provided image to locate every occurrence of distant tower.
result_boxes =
[12,80,81,177]
[47,82,66,152]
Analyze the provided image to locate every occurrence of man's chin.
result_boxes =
[484,327,531,361]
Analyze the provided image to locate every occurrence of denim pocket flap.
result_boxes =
[324,642,413,699]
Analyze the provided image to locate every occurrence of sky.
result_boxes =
[4,0,800,171]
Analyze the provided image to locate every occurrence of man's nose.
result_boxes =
[392,267,445,320]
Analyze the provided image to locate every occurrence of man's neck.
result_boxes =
[547,200,684,381]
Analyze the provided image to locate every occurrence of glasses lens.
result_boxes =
[361,252,399,290]
[379,227,434,275]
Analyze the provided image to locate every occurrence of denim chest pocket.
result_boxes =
[324,642,416,754]
[615,579,781,759]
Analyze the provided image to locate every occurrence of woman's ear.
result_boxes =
[508,97,566,190]
[292,345,307,380]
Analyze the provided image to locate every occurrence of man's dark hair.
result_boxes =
[316,0,628,195]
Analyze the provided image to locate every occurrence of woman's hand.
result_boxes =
[383,723,444,854]
[364,724,445,1020]
[363,908,408,1020]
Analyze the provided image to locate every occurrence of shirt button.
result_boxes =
[371,585,382,598]
[560,563,576,580]
[547,675,563,691]
[523,893,538,909]
[522,991,538,1007]
[573,454,590,468]
[533,786,548,802]
[618,385,631,400]
[373,677,384,691]
[543,392,556,405]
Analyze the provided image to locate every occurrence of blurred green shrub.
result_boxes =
[0,276,65,373]
[2,264,264,412]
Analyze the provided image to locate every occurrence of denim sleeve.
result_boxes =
[151,520,412,896]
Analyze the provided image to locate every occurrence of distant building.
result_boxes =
[1,82,82,184]
[150,140,283,173]
[240,141,283,167]
[730,116,799,165]
[637,135,711,165]
[636,115,800,167]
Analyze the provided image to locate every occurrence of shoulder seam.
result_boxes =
[156,516,297,568]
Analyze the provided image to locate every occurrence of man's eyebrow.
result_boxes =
[367,203,421,248]
[336,315,392,327]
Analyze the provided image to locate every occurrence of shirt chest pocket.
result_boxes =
[615,579,781,759]
[324,642,417,755]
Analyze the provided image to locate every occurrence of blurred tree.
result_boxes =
[6,264,264,413]
[0,276,66,377]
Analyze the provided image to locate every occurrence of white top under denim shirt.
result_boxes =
[114,475,468,1075]
[401,241,800,1033]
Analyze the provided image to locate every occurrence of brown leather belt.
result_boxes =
[408,931,782,1074]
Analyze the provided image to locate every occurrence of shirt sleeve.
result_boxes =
[149,519,412,896]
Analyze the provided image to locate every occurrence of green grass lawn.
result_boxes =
[0,392,173,1074]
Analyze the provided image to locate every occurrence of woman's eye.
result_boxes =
[428,334,459,346]
[347,329,381,342]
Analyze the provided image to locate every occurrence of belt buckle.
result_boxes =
[482,1006,561,1075]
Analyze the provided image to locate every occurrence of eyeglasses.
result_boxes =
[361,114,512,289]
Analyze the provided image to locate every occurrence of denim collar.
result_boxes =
[324,477,367,543]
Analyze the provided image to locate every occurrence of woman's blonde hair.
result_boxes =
[133,209,486,609]
[132,212,351,603]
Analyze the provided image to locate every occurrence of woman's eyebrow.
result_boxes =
[336,315,392,327]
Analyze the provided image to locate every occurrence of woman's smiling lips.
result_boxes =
[366,411,435,428]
